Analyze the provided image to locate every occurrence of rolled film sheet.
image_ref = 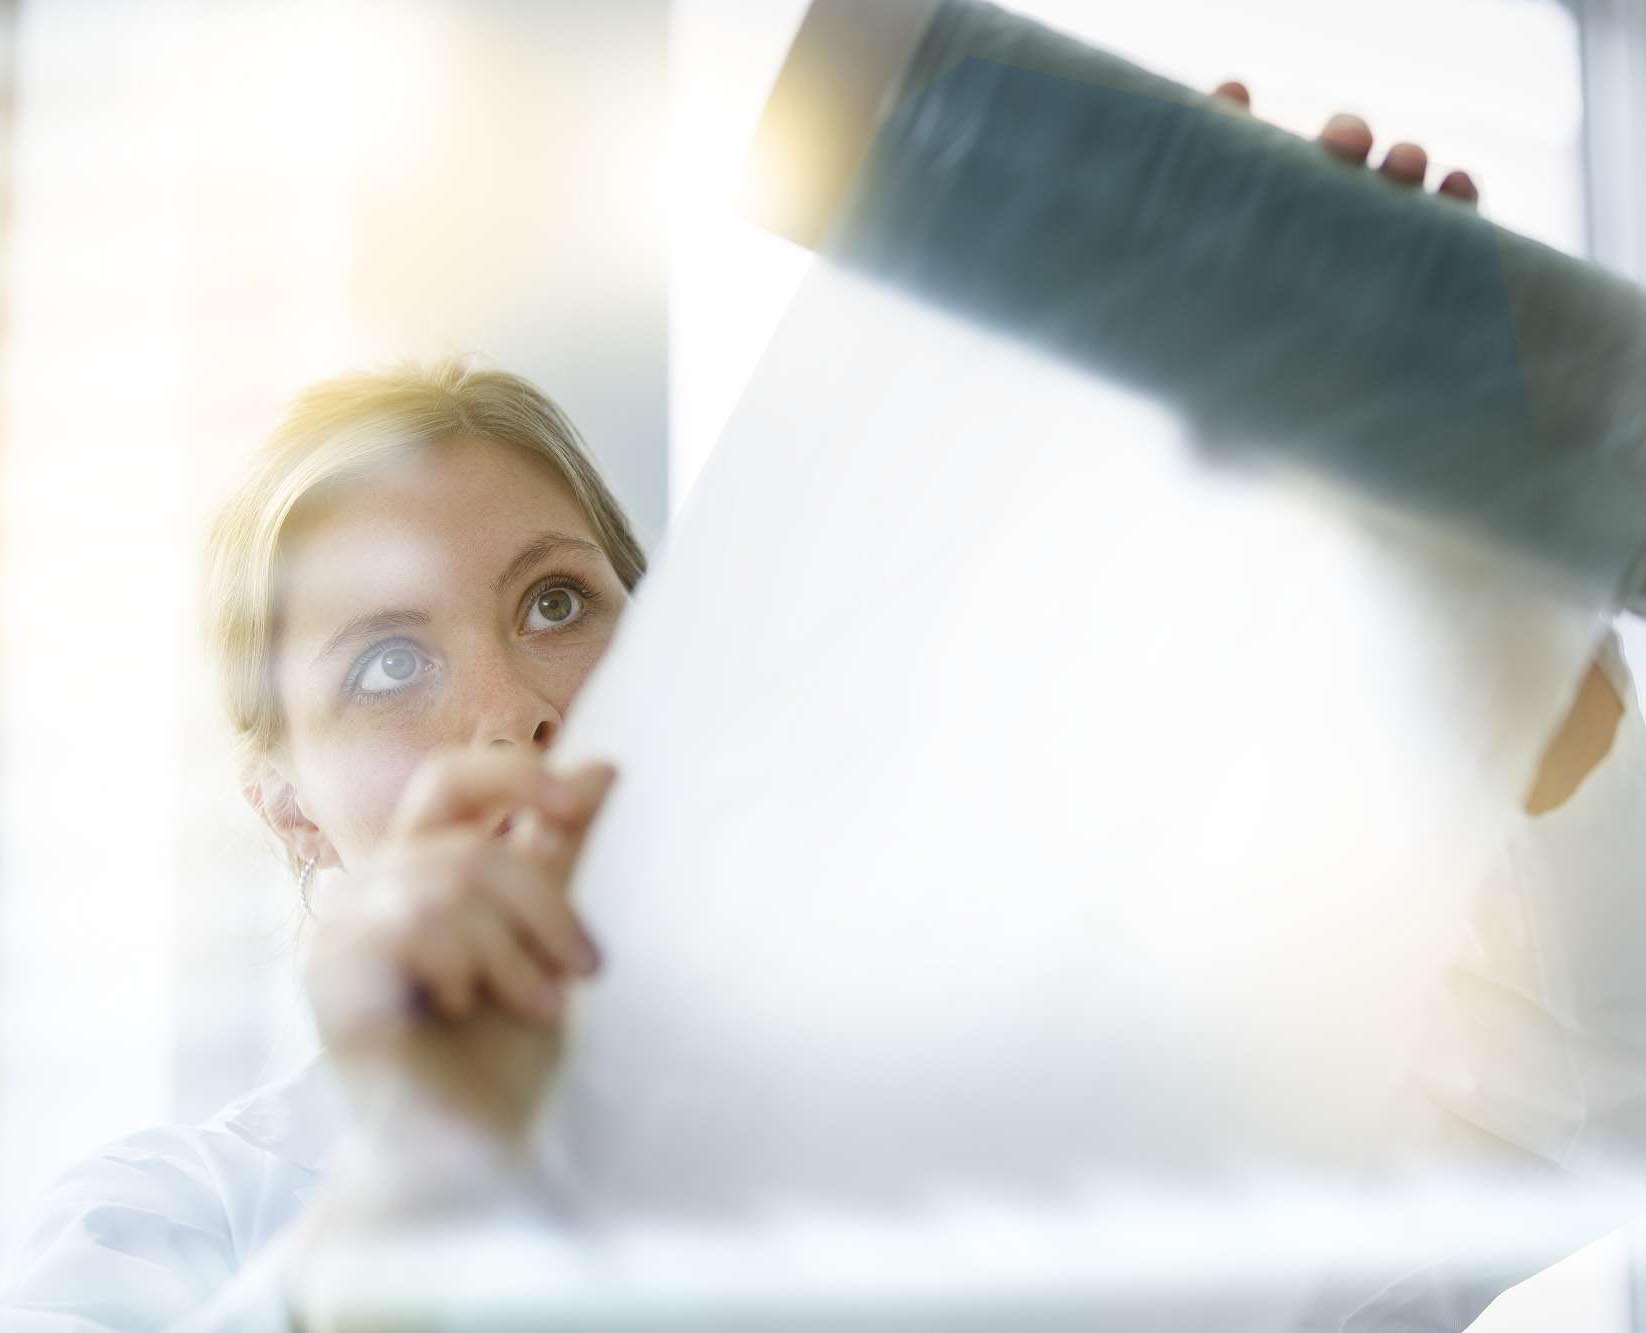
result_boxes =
[811,0,1646,611]
[537,260,1613,1302]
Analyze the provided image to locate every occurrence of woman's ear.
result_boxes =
[242,761,340,871]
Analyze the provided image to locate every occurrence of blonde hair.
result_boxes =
[205,361,645,775]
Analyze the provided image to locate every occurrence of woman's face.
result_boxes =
[265,436,630,871]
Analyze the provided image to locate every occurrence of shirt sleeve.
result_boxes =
[1318,633,1646,1330]
[0,1128,297,1333]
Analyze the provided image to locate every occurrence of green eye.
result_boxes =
[526,583,586,631]
[539,589,574,622]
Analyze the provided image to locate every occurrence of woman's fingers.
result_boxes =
[400,824,601,1007]
[392,748,616,838]
[1379,139,1428,188]
[531,760,617,836]
[463,906,566,1024]
[311,753,617,1048]
[394,895,563,1026]
[1224,82,1478,209]
[398,916,481,1020]
[393,749,567,836]
[1319,112,1374,165]
[488,826,602,977]
[1438,168,1480,208]
[315,830,595,1033]
[395,848,589,1026]
[1319,112,1478,206]
[535,759,618,827]
[507,806,563,860]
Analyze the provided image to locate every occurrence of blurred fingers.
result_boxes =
[1379,140,1429,188]
[541,761,618,830]
[464,908,565,1025]
[490,762,617,842]
[398,921,479,1020]
[1319,112,1374,164]
[1438,168,1480,207]
[393,748,574,837]
[488,829,601,976]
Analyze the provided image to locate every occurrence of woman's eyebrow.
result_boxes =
[312,608,432,668]
[307,533,599,669]
[490,530,605,594]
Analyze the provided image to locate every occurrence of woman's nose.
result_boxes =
[463,648,563,751]
[471,683,561,751]
[486,718,556,751]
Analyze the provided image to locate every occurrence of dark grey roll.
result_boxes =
[825,0,1646,610]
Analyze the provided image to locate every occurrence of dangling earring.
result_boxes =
[298,855,318,915]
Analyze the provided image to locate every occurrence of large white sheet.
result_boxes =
[540,261,1606,1235]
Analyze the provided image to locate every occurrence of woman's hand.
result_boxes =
[304,749,615,1144]
[1213,79,1480,208]
[289,754,616,1317]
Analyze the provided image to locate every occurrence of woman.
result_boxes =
[1,103,1628,1329]
[2,361,643,1329]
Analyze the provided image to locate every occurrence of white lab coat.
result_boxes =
[0,1057,345,1331]
[3,638,1644,1332]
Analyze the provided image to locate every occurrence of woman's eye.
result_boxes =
[354,643,428,695]
[525,583,585,632]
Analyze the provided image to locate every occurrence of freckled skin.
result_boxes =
[266,436,630,872]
